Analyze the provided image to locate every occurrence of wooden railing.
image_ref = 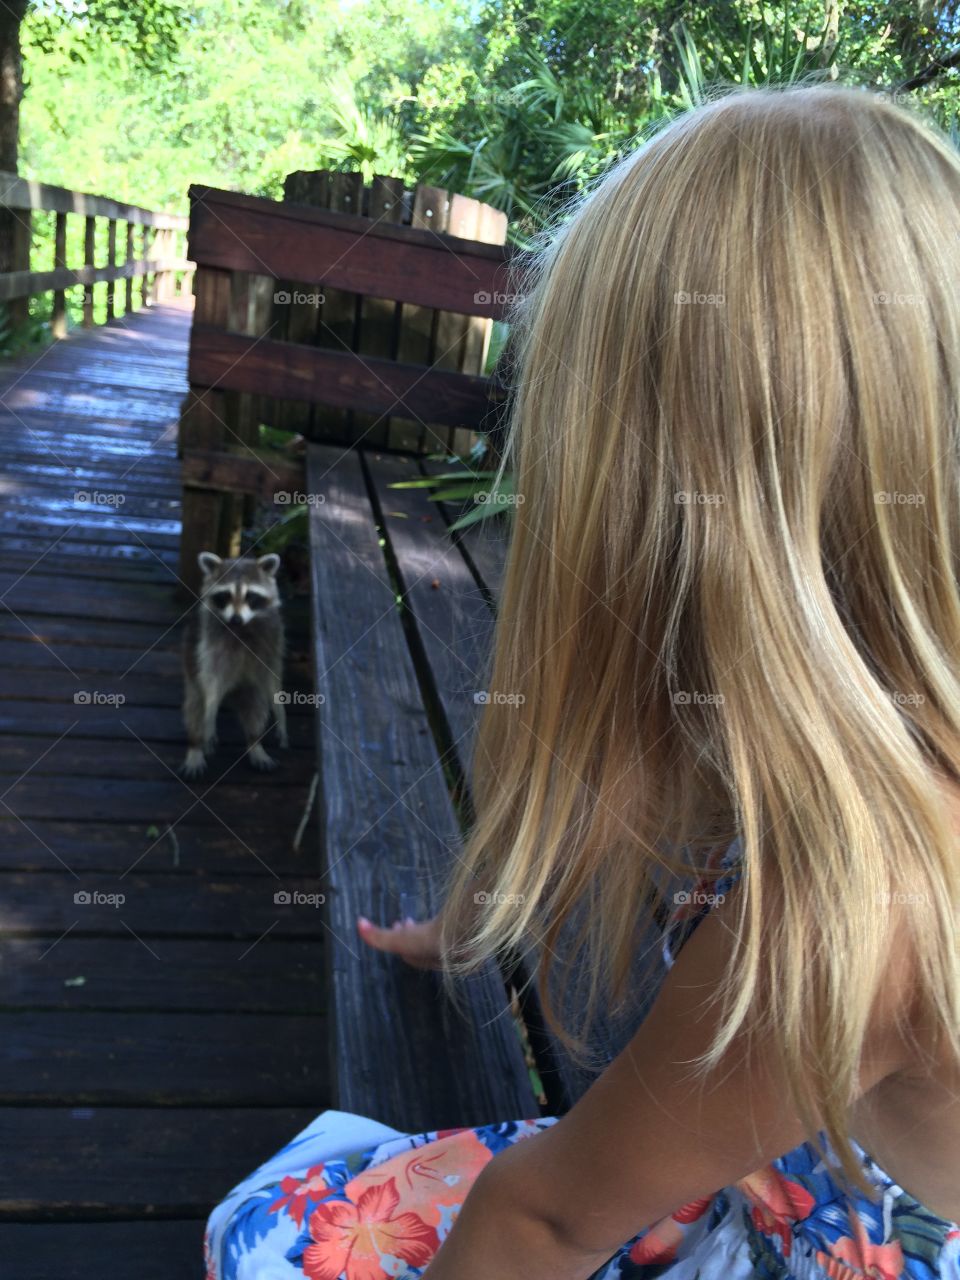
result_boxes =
[178,177,518,591]
[0,172,194,335]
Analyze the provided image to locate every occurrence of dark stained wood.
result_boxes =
[0,1222,203,1280]
[0,1012,327,1104]
[181,444,304,500]
[307,442,537,1130]
[0,1106,317,1214]
[0,304,328,1257]
[189,326,506,427]
[0,255,190,304]
[0,873,327,938]
[0,937,324,1011]
[0,171,188,227]
[366,453,582,1109]
[188,184,520,318]
[0,818,316,876]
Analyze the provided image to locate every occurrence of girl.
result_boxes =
[206,83,960,1279]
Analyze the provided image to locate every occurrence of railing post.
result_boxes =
[141,226,152,306]
[83,215,95,327]
[178,265,231,596]
[106,218,117,320]
[52,211,67,339]
[124,222,134,313]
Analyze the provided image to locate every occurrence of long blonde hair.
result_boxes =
[440,84,960,1185]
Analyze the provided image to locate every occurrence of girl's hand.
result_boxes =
[356,914,444,970]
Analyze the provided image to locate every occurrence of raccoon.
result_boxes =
[180,551,288,778]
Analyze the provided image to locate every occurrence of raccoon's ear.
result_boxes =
[257,553,280,577]
[198,552,222,576]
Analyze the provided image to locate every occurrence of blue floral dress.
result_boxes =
[205,852,960,1280]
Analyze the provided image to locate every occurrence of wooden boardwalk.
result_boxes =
[0,303,328,1278]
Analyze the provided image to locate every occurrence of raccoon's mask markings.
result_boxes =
[199,552,280,627]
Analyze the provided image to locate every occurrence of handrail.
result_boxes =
[0,171,194,332]
[0,171,187,228]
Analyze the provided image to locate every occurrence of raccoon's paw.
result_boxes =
[248,744,278,772]
[180,748,207,779]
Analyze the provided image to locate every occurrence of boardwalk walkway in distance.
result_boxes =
[0,302,328,1279]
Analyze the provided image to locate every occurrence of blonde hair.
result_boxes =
[440,84,960,1187]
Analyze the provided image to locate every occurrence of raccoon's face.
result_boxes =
[198,552,280,626]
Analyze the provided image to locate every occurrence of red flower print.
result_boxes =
[269,1164,331,1227]
[629,1214,684,1265]
[672,1196,714,1224]
[347,1129,492,1234]
[816,1214,905,1280]
[303,1178,438,1280]
[738,1166,816,1257]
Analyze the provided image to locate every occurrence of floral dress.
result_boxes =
[205,851,960,1280]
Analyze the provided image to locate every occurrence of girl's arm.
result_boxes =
[422,895,917,1280]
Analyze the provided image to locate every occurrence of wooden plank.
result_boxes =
[0,171,188,227]
[0,703,313,748]
[189,326,504,428]
[390,184,452,454]
[0,1222,203,1279]
[366,452,495,773]
[307,443,537,1129]
[352,174,406,447]
[0,776,316,833]
[106,219,117,319]
[421,455,511,599]
[187,184,516,318]
[0,256,192,303]
[125,221,135,312]
[0,1106,317,1213]
[0,873,328,939]
[52,212,67,338]
[178,267,231,590]
[367,452,584,1108]
[0,818,315,876]
[0,937,324,1011]
[314,170,364,443]
[82,216,95,327]
[181,445,303,501]
[0,1012,327,1104]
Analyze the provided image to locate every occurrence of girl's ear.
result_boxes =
[258,553,281,577]
[198,551,222,576]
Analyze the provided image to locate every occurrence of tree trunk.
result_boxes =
[0,0,31,335]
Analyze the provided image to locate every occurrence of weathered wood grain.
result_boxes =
[307,442,537,1130]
